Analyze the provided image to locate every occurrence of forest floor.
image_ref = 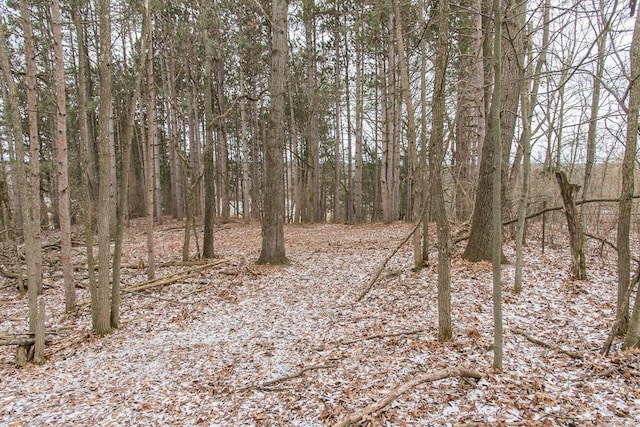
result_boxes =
[1,219,640,426]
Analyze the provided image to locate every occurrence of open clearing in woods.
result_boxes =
[1,221,640,426]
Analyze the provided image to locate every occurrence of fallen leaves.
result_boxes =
[0,220,639,425]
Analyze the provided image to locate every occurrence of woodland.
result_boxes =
[1,0,640,425]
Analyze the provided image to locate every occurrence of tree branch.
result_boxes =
[513,328,584,359]
[333,367,482,427]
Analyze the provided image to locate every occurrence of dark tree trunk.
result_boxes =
[555,171,587,280]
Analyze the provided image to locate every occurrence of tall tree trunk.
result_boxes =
[71,5,98,326]
[302,0,320,223]
[394,1,421,270]
[202,3,216,259]
[344,27,353,224]
[515,0,549,292]
[419,0,429,263]
[214,16,230,220]
[95,0,114,336]
[453,0,484,222]
[582,0,608,205]
[0,18,41,328]
[381,12,399,223]
[257,0,288,265]
[19,0,44,333]
[491,0,504,371]
[239,69,251,222]
[145,0,156,280]
[354,3,364,223]
[430,0,452,342]
[619,6,640,338]
[333,17,342,224]
[111,6,148,329]
[463,0,523,263]
[51,0,75,313]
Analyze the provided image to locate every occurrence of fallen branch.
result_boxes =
[513,328,583,360]
[356,218,423,302]
[338,329,425,346]
[76,259,230,311]
[123,259,230,293]
[238,363,338,392]
[333,367,482,427]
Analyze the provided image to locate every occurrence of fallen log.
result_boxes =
[333,367,482,427]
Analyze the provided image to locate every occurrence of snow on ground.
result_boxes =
[1,220,639,426]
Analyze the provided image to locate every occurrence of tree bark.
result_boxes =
[394,1,421,270]
[515,0,549,292]
[555,171,587,280]
[95,0,114,336]
[19,0,44,333]
[145,0,156,281]
[257,0,288,265]
[71,4,98,327]
[202,2,216,259]
[621,7,640,340]
[51,0,75,313]
[111,6,149,328]
[453,0,484,223]
[491,0,504,371]
[430,0,452,342]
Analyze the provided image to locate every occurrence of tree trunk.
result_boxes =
[19,0,44,333]
[145,1,156,281]
[515,0,549,292]
[95,0,114,336]
[555,171,587,280]
[257,0,288,265]
[381,12,399,223]
[394,1,421,270]
[51,0,75,313]
[430,0,452,342]
[239,69,251,222]
[491,0,504,371]
[111,6,149,329]
[202,3,216,259]
[582,0,608,204]
[354,3,364,223]
[453,0,484,223]
[72,5,98,326]
[463,0,523,263]
[333,17,342,224]
[0,21,38,305]
[620,6,640,338]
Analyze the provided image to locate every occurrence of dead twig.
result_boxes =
[333,367,482,427]
[356,217,423,302]
[513,328,584,360]
[237,363,338,392]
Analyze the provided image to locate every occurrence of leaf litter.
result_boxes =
[1,220,639,426]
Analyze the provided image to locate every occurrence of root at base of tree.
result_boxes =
[333,366,482,427]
